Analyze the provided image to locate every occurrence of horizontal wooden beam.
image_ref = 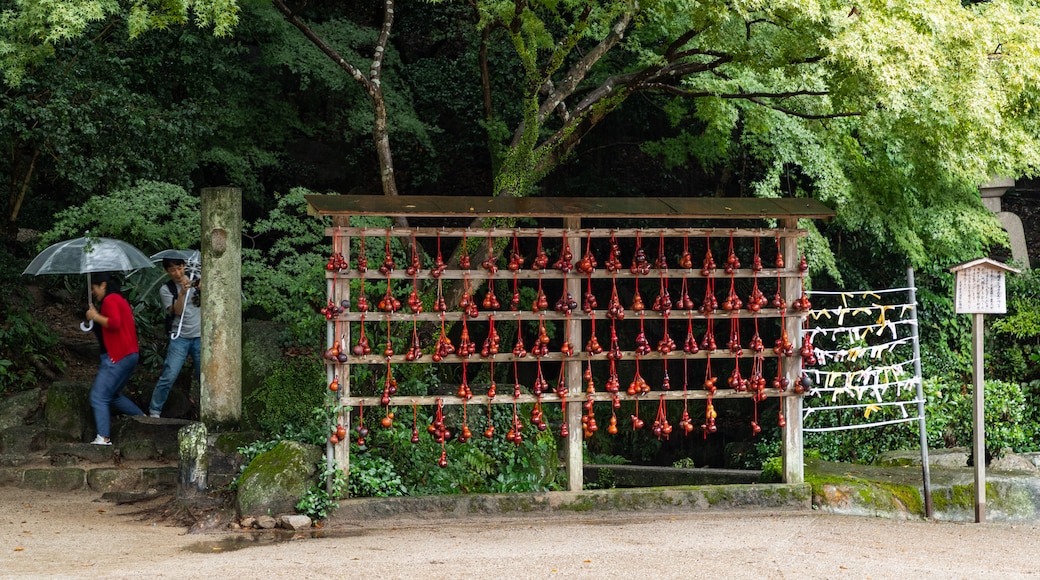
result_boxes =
[306,195,835,220]
[335,389,791,407]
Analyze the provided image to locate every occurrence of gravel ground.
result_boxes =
[3,488,1040,579]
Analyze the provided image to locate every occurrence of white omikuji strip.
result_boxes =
[809,376,921,402]
[803,416,920,433]
[804,398,922,414]
[811,337,915,364]
[806,288,915,296]
[807,318,915,345]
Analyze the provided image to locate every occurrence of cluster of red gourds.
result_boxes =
[324,229,814,466]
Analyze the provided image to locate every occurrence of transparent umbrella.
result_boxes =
[23,236,155,331]
[150,249,201,339]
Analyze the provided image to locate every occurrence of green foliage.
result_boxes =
[244,356,326,438]
[0,245,64,395]
[241,188,331,346]
[922,377,1037,458]
[298,463,348,520]
[990,268,1040,385]
[347,453,407,498]
[759,457,783,484]
[38,181,200,254]
[671,457,696,469]
[353,401,561,496]
[0,0,240,85]
[587,451,631,465]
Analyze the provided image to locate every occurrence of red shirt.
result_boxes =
[100,293,139,363]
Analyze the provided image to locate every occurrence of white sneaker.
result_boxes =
[90,435,112,446]
[149,411,161,418]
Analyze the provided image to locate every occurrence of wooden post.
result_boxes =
[564,218,584,491]
[331,217,351,487]
[200,187,243,426]
[781,218,804,484]
[972,312,986,523]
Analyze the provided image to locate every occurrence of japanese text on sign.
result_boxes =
[954,267,1007,314]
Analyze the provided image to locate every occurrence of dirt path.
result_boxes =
[3,487,1040,579]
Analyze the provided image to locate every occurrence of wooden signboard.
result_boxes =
[950,258,1020,314]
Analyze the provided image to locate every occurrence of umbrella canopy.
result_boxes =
[23,236,155,276]
[150,249,201,279]
[23,236,154,332]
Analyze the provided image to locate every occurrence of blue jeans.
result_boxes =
[150,336,201,415]
[89,352,142,438]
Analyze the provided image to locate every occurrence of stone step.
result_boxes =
[0,415,197,493]
[0,462,177,493]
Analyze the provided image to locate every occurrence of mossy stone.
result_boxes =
[236,440,321,517]
[45,381,91,440]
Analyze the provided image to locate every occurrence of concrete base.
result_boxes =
[330,483,811,524]
[808,458,1040,522]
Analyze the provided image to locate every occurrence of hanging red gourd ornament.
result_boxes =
[431,232,447,278]
[683,312,699,355]
[355,231,368,273]
[630,231,650,275]
[458,396,472,442]
[654,231,668,271]
[677,276,696,311]
[605,231,622,273]
[508,232,524,271]
[652,394,672,440]
[679,234,694,269]
[458,232,471,270]
[405,318,422,361]
[652,273,672,316]
[480,232,498,275]
[607,276,625,320]
[406,232,422,276]
[724,232,741,274]
[634,314,652,356]
[484,398,496,438]
[554,234,573,272]
[378,230,395,275]
[432,313,455,362]
[631,276,645,312]
[700,312,717,352]
[532,230,549,270]
[510,272,522,311]
[577,231,597,274]
[631,398,645,429]
[411,403,420,443]
[700,235,716,277]
[480,315,501,358]
[356,400,368,447]
[352,316,371,357]
[511,319,528,358]
[679,358,694,435]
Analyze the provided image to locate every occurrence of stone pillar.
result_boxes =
[178,422,208,497]
[200,187,242,426]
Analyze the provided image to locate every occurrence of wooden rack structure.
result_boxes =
[306,195,834,491]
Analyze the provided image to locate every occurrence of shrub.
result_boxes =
[245,356,326,438]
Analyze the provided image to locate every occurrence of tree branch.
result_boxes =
[536,7,633,125]
[369,0,395,86]
[270,0,373,93]
[271,0,404,224]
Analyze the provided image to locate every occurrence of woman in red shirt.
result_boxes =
[85,272,144,445]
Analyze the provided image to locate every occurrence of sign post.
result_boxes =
[949,258,1020,523]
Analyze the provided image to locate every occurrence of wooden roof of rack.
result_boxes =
[306,195,834,220]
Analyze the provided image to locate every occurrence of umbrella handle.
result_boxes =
[82,272,94,332]
[170,286,193,340]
